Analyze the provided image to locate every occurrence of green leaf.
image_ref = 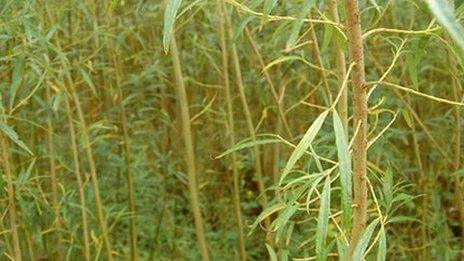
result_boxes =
[15,158,36,186]
[383,168,393,211]
[264,55,301,71]
[333,110,352,230]
[321,24,333,53]
[263,0,278,16]
[272,204,298,231]
[387,216,420,223]
[79,68,97,96]
[280,110,328,184]
[425,0,464,50]
[233,16,256,43]
[215,138,281,159]
[316,175,331,261]
[352,218,380,261]
[250,203,286,234]
[285,0,314,50]
[265,243,278,261]
[377,227,387,261]
[9,53,26,110]
[336,236,349,261]
[163,0,183,52]
[280,249,290,261]
[0,122,33,155]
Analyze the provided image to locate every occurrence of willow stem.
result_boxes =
[345,0,368,255]
[169,34,210,261]
[216,1,247,259]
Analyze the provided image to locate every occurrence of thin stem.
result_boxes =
[244,28,293,140]
[45,84,62,258]
[327,0,348,133]
[216,1,247,260]
[224,6,271,232]
[113,52,139,261]
[0,131,22,260]
[169,33,210,261]
[67,78,114,261]
[64,95,90,260]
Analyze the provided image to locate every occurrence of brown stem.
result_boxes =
[344,0,368,254]
[216,1,247,259]
[169,34,210,261]
[0,130,22,260]
[64,95,91,260]
[327,0,348,133]
[45,84,62,258]
[224,7,271,233]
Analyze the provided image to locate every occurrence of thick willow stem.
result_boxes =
[344,0,368,254]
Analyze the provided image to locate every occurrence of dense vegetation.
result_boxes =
[1,0,464,260]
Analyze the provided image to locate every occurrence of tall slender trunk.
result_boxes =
[344,0,368,254]
[169,34,210,261]
[448,49,464,239]
[67,79,114,261]
[244,28,293,139]
[224,7,271,232]
[216,1,247,260]
[45,85,62,258]
[0,131,22,260]
[113,52,139,260]
[308,17,333,106]
[64,96,91,260]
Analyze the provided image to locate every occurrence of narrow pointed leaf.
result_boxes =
[249,203,285,234]
[265,243,278,261]
[425,0,464,50]
[316,175,331,261]
[9,54,25,110]
[216,138,281,159]
[0,122,33,155]
[353,218,380,261]
[377,227,387,261]
[286,0,314,49]
[333,110,352,229]
[163,0,183,52]
[280,110,328,184]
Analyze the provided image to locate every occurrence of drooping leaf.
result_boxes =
[163,0,183,52]
[383,168,393,211]
[265,243,278,261]
[216,138,281,159]
[352,218,380,261]
[264,55,301,71]
[233,16,256,43]
[333,110,352,230]
[0,122,33,155]
[280,110,328,184]
[9,53,26,110]
[272,204,298,231]
[250,203,286,234]
[263,0,278,16]
[425,0,464,50]
[336,236,349,261]
[285,0,314,50]
[377,227,387,261]
[316,175,331,261]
